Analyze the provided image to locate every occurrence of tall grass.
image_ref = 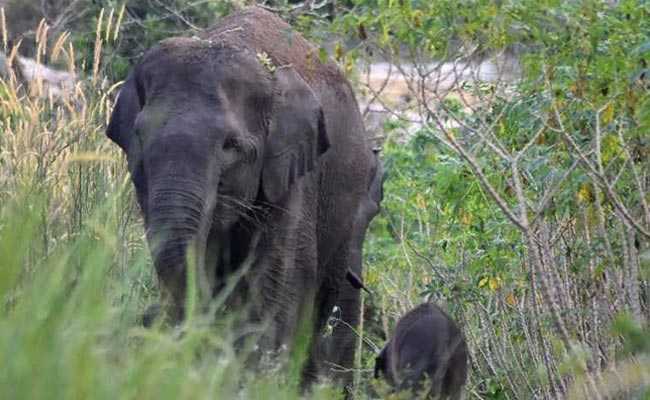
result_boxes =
[0,192,338,399]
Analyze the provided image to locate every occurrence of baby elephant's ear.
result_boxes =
[262,67,330,204]
[106,72,141,152]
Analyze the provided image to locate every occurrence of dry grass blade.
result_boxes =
[1,7,6,53]
[92,8,105,84]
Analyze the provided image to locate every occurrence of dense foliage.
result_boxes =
[347,1,650,397]
[1,0,649,399]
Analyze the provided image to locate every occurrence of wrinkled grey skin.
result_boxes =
[316,149,382,388]
[105,6,382,388]
[375,303,468,399]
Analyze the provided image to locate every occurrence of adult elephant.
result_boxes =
[106,6,382,388]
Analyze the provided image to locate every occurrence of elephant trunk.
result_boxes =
[147,175,218,320]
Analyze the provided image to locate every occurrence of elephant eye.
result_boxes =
[223,137,241,152]
[222,136,257,164]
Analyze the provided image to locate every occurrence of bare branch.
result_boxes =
[549,100,650,238]
[431,122,525,231]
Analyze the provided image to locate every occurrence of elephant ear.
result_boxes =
[262,67,330,203]
[106,72,142,153]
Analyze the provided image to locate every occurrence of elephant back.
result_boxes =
[202,7,345,92]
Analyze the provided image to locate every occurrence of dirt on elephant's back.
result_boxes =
[202,6,344,89]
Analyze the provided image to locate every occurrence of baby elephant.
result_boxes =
[374,303,468,399]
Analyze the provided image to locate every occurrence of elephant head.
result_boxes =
[106,38,329,320]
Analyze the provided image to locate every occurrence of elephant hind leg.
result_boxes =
[323,160,383,390]
[299,284,338,389]
[320,241,361,389]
